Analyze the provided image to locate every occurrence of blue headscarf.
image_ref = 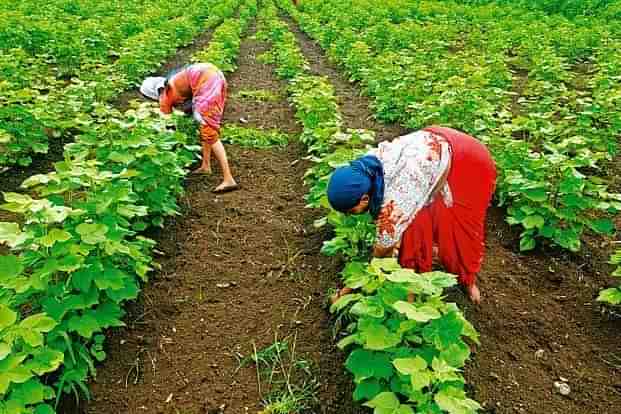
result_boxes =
[327,155,385,218]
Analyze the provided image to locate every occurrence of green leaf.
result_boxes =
[0,355,32,394]
[0,342,10,360]
[362,321,402,350]
[40,228,72,247]
[353,378,382,401]
[351,297,385,318]
[393,356,427,375]
[329,293,363,314]
[20,313,57,333]
[364,392,398,412]
[0,304,17,331]
[410,370,432,391]
[91,302,124,329]
[364,392,415,414]
[422,313,464,350]
[67,314,101,338]
[345,349,393,382]
[519,235,536,251]
[439,342,471,368]
[523,188,547,202]
[522,215,545,229]
[75,223,109,244]
[597,288,621,305]
[10,378,53,405]
[35,404,56,414]
[0,222,28,247]
[432,357,462,382]
[434,385,481,414]
[393,356,432,391]
[589,218,615,235]
[393,301,441,322]
[0,255,23,279]
[386,269,418,284]
[28,347,64,375]
[94,266,127,290]
[369,258,402,274]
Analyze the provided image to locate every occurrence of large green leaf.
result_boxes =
[20,314,57,333]
[589,218,615,235]
[75,223,109,244]
[523,187,547,202]
[393,301,441,323]
[39,228,72,248]
[422,313,464,350]
[0,255,23,279]
[393,356,427,374]
[432,357,461,382]
[351,297,385,319]
[67,314,101,339]
[393,356,432,391]
[0,305,17,331]
[0,222,29,247]
[361,321,402,350]
[345,349,393,382]
[353,378,382,402]
[522,214,545,229]
[434,385,481,414]
[0,342,10,361]
[0,355,32,394]
[597,287,621,305]
[439,342,471,368]
[363,392,414,414]
[9,378,54,405]
[27,348,64,376]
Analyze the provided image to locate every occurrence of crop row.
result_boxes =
[281,0,620,254]
[0,2,257,412]
[0,0,242,169]
[257,2,481,413]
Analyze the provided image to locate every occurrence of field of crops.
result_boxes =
[1,0,620,413]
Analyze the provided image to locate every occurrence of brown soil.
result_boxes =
[83,21,348,414]
[286,15,621,414]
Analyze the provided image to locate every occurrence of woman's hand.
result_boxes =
[372,243,398,258]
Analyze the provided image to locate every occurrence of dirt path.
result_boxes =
[285,15,621,414]
[84,21,346,414]
[281,17,408,143]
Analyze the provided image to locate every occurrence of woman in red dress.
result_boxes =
[327,126,496,303]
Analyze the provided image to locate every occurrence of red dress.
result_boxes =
[398,126,497,287]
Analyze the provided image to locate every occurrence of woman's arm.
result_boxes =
[373,243,397,258]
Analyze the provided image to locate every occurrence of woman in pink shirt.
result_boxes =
[141,63,238,193]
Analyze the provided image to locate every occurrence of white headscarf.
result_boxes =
[140,77,166,100]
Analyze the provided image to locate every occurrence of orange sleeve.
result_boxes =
[200,124,219,145]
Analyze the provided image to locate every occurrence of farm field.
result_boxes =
[1,1,620,414]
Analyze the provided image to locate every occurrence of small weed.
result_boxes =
[233,89,283,102]
[244,333,319,414]
[221,125,290,148]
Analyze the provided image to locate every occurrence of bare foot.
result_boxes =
[466,284,481,304]
[193,165,212,174]
[329,287,353,304]
[213,179,240,194]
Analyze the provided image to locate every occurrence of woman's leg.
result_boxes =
[211,140,237,191]
[195,142,213,173]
